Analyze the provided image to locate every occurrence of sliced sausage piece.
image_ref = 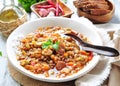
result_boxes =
[56,61,66,71]
[56,42,65,55]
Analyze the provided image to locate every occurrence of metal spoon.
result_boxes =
[65,33,119,57]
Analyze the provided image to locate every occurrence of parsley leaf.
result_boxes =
[42,39,53,49]
[52,41,59,50]
[42,39,59,50]
[0,51,2,56]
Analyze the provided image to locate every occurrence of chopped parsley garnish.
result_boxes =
[42,39,59,50]
[52,41,59,50]
[42,39,53,49]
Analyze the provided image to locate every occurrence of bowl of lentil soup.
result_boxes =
[6,17,102,82]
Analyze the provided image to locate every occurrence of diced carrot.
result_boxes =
[51,55,58,61]
[67,62,74,66]
[52,33,60,37]
[42,63,50,71]
[63,52,68,57]
[21,39,27,44]
[80,50,89,55]
[25,65,34,70]
[35,33,41,38]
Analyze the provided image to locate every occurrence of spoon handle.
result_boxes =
[82,43,119,57]
[65,33,119,57]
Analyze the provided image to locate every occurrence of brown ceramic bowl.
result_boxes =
[31,0,73,18]
[77,0,115,24]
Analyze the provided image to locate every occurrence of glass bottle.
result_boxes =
[0,0,24,22]
[0,0,27,37]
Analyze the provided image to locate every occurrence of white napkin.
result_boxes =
[72,17,115,86]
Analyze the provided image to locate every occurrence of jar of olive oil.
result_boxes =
[0,0,27,37]
[0,8,19,22]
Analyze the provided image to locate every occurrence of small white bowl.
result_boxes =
[6,17,102,82]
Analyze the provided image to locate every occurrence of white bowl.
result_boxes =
[6,17,102,82]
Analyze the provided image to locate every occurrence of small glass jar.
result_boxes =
[0,0,27,37]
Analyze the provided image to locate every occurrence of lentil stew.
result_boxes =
[16,26,93,78]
